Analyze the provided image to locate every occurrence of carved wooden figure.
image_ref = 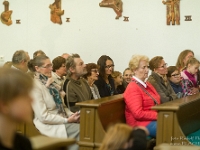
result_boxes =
[162,0,180,25]
[99,0,123,19]
[49,0,64,24]
[1,1,12,26]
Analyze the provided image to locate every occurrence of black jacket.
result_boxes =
[94,75,116,98]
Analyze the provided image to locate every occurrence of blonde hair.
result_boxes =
[111,71,122,78]
[186,57,199,67]
[129,55,149,72]
[99,123,133,150]
[176,50,194,69]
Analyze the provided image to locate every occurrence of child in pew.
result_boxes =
[167,66,183,98]
[99,123,148,150]
[0,67,33,150]
[181,57,200,96]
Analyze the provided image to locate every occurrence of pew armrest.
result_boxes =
[30,135,76,150]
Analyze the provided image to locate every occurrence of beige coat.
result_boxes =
[31,78,74,138]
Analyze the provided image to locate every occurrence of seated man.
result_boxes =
[63,54,93,112]
[12,50,30,73]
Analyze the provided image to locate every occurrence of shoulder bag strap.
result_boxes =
[133,80,158,105]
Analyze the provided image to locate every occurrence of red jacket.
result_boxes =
[124,79,160,127]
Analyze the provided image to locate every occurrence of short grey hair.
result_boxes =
[66,54,80,76]
[12,50,29,64]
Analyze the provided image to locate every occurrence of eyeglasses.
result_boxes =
[158,63,168,68]
[105,65,115,69]
[171,73,180,77]
[41,64,53,69]
[91,69,99,73]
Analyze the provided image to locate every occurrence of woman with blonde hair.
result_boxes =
[176,49,194,71]
[124,55,160,138]
[99,123,148,150]
[99,124,132,150]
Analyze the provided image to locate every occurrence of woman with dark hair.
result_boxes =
[94,55,115,97]
[28,55,80,150]
[83,63,101,99]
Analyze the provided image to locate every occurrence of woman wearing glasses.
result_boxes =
[166,66,183,98]
[94,55,116,97]
[28,55,80,150]
[83,63,101,99]
[147,56,177,103]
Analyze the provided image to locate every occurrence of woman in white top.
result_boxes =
[28,55,80,150]
[83,63,101,99]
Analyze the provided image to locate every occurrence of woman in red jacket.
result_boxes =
[124,55,161,138]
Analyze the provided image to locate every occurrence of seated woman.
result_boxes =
[111,71,124,94]
[99,123,148,150]
[28,55,80,150]
[167,66,183,98]
[124,55,160,138]
[94,55,116,97]
[83,63,101,99]
[181,57,200,96]
[122,68,133,89]
[0,68,33,150]
[147,56,177,103]
[176,49,194,71]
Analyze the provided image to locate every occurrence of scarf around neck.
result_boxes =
[36,73,67,118]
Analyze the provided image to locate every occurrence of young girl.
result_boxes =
[181,57,200,96]
[111,71,124,94]
[0,67,33,150]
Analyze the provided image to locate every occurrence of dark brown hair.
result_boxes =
[167,66,179,77]
[149,56,163,71]
[52,56,66,72]
[97,55,114,78]
[83,63,99,79]
[0,67,33,102]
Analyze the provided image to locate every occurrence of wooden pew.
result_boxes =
[152,93,200,146]
[16,122,41,137]
[154,144,200,150]
[31,135,76,150]
[76,94,125,150]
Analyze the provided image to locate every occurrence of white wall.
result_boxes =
[0,0,200,72]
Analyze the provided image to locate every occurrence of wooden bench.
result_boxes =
[152,93,200,146]
[76,94,125,150]
[16,122,41,137]
[154,144,200,150]
[17,121,77,150]
[31,135,76,150]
